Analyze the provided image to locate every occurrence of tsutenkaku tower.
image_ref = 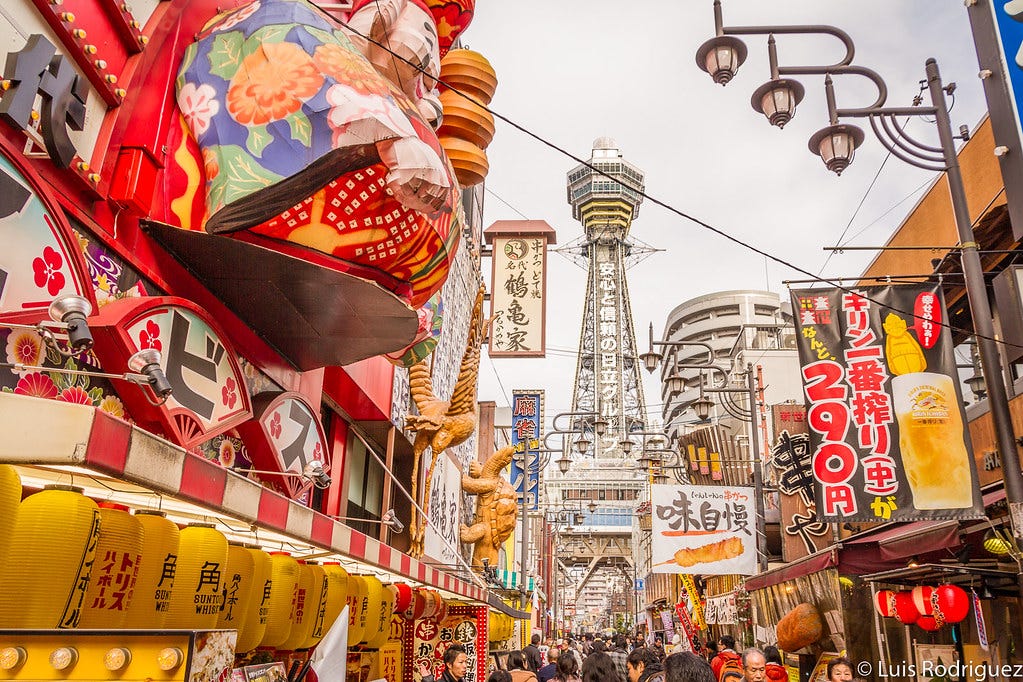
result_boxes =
[566,137,648,458]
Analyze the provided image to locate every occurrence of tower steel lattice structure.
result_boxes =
[566,138,649,453]
[544,138,650,633]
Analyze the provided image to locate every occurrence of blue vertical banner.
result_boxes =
[510,390,544,510]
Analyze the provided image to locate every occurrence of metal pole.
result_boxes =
[927,59,1023,545]
[747,362,768,572]
[520,451,530,610]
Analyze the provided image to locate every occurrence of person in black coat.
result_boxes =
[524,634,544,672]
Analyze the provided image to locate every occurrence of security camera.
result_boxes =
[303,460,332,489]
[381,509,405,534]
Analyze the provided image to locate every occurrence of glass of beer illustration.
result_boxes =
[891,372,973,509]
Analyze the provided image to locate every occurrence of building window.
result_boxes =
[345,432,383,535]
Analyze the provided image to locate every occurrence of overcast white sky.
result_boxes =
[465,1,993,424]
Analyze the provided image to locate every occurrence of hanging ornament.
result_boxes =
[934,584,970,623]
[874,590,895,618]
[893,591,919,625]
[911,586,935,616]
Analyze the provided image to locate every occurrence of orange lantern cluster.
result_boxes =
[437,49,499,187]
[874,585,971,631]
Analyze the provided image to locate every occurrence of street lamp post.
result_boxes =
[696,0,1023,547]
[519,412,600,609]
[642,331,770,571]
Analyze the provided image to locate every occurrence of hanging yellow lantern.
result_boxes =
[364,582,396,648]
[313,563,349,644]
[358,576,385,645]
[299,563,331,649]
[279,561,317,651]
[261,552,300,648]
[164,523,228,629]
[345,575,368,646]
[79,503,145,628]
[0,485,101,629]
[0,465,21,568]
[123,510,180,629]
[217,544,256,634]
[235,546,273,653]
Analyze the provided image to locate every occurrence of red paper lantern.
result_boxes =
[874,590,895,617]
[911,586,935,616]
[893,591,919,624]
[390,583,414,614]
[934,585,970,623]
[916,615,942,632]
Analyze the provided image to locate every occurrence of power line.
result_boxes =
[339,17,1023,354]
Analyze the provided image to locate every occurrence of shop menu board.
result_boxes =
[650,484,757,575]
[791,285,984,522]
[405,605,487,682]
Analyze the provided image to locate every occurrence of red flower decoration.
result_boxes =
[57,385,93,405]
[222,376,237,408]
[32,246,66,296]
[269,412,282,439]
[138,320,163,351]
[14,372,59,399]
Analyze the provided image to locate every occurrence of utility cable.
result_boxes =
[338,18,1023,353]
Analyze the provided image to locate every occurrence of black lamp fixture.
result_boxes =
[906,555,920,569]
[752,74,805,129]
[696,34,748,86]
[0,294,95,355]
[556,453,572,474]
[574,434,591,455]
[588,500,598,514]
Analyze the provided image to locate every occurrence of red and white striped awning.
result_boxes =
[0,391,486,602]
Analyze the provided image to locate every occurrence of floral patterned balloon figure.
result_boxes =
[175,0,462,312]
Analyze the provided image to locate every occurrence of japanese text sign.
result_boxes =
[489,235,549,357]
[791,285,983,522]
[650,484,757,576]
[770,404,829,562]
[510,390,543,511]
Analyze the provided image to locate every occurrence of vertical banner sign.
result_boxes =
[486,220,556,357]
[650,484,757,576]
[791,285,984,522]
[510,390,544,511]
[769,404,829,562]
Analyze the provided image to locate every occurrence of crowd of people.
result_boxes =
[422,634,858,682]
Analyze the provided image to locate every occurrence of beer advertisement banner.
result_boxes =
[650,484,757,576]
[510,390,543,511]
[791,285,984,522]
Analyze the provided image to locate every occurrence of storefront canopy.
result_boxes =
[844,519,961,561]
[0,391,487,603]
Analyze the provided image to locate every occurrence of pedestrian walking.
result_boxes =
[826,657,853,682]
[739,649,766,682]
[710,636,741,681]
[419,645,469,682]
[554,649,583,682]
[762,647,785,682]
[508,651,539,682]
[626,648,664,682]
[607,635,630,682]
[582,651,618,682]
[524,634,544,672]
[539,647,560,682]
[664,652,715,682]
